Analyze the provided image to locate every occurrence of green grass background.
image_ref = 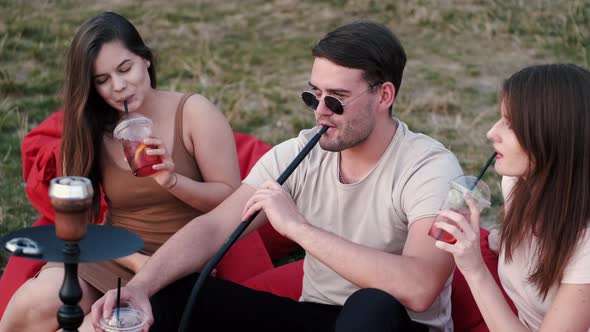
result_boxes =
[1,0,588,274]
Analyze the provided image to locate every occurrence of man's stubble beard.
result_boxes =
[318,105,375,152]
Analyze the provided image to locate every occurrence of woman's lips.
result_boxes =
[121,95,134,105]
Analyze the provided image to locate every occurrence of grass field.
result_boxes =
[0,0,588,274]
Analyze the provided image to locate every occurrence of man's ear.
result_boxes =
[377,82,396,113]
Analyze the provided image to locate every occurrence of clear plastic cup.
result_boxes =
[113,114,162,177]
[99,302,147,332]
[428,175,491,244]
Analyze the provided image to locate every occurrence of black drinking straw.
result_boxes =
[116,277,121,324]
[178,125,329,332]
[124,100,128,115]
[470,152,497,191]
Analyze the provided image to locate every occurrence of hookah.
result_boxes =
[1,176,143,331]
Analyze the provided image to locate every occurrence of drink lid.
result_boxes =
[450,176,491,209]
[113,114,153,140]
[48,176,94,200]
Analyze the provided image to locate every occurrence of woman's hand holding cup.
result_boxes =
[428,175,491,278]
[433,196,488,278]
[142,136,177,189]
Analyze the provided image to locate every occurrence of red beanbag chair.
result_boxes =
[233,132,300,261]
[0,111,296,318]
[451,228,517,332]
[240,228,517,332]
[243,259,304,301]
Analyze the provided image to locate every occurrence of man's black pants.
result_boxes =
[149,273,429,332]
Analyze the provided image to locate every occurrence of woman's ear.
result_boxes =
[146,60,151,68]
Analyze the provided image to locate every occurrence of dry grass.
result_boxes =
[0,0,588,272]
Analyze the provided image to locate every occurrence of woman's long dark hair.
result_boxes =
[60,12,157,221]
[501,64,590,299]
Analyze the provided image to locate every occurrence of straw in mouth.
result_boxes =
[124,100,128,115]
[469,151,497,191]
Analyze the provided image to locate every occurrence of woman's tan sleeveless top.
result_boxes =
[101,93,203,255]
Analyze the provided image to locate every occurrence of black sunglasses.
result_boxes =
[301,83,382,115]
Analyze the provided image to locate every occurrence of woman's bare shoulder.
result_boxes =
[182,92,227,124]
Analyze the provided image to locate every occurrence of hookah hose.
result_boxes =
[178,125,329,331]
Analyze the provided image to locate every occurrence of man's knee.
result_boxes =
[336,288,414,332]
[344,288,404,315]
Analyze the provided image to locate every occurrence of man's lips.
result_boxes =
[318,121,335,128]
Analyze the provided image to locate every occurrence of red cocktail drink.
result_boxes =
[428,209,470,244]
[114,113,162,177]
[121,140,162,177]
[428,175,491,244]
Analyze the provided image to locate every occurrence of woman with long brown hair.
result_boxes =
[435,63,590,331]
[0,11,241,331]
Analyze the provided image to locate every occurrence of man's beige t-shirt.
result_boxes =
[499,177,590,331]
[244,120,462,331]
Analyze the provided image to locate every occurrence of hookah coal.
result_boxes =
[178,125,329,332]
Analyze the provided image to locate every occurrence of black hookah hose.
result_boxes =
[178,125,329,332]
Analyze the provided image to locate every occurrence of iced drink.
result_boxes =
[428,175,491,244]
[113,114,162,177]
[121,139,161,177]
[99,303,147,332]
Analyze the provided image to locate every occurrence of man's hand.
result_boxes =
[91,284,153,332]
[241,180,306,237]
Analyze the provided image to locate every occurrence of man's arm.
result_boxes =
[291,216,454,312]
[130,185,260,295]
[91,184,261,327]
[242,180,454,313]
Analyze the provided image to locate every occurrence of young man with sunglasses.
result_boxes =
[92,21,462,332]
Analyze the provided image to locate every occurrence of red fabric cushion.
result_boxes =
[216,231,274,284]
[0,217,53,316]
[242,229,518,332]
[242,259,304,301]
[21,111,109,222]
[233,131,300,261]
[451,228,517,332]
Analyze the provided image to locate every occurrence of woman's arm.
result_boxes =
[153,94,241,212]
[462,280,590,331]
[435,197,590,331]
[469,278,590,332]
[538,283,590,331]
[435,197,528,331]
[113,253,150,273]
[461,266,529,332]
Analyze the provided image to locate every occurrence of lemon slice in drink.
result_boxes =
[134,143,147,162]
